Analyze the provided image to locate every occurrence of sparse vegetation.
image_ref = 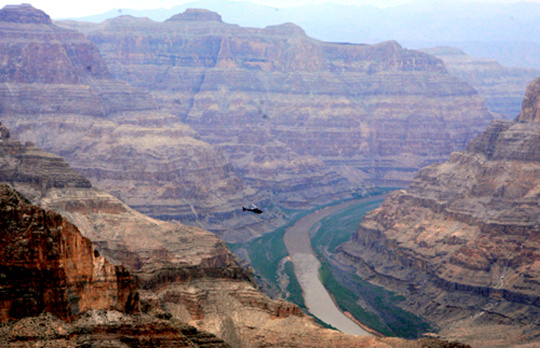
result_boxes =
[228,211,309,310]
[229,188,431,338]
[283,260,304,307]
[310,195,432,338]
[319,261,432,338]
[318,261,391,335]
[310,198,385,255]
[228,196,368,310]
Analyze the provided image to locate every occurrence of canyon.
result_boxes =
[336,77,540,347]
[0,117,465,346]
[0,4,270,241]
[58,9,493,217]
[1,3,537,347]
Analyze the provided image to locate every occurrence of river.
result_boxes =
[283,198,379,336]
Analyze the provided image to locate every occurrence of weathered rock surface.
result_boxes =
[0,311,465,348]
[0,185,228,346]
[337,78,540,347]
[141,278,469,348]
[59,9,493,200]
[0,4,270,240]
[0,183,139,322]
[422,46,540,119]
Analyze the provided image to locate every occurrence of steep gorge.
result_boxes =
[337,78,540,347]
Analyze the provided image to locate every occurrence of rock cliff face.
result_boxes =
[337,78,540,347]
[0,4,269,241]
[422,46,540,119]
[0,178,230,347]
[0,183,138,322]
[60,9,493,200]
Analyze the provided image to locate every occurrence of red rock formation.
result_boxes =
[0,184,139,322]
[337,78,540,347]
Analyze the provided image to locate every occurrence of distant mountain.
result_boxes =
[405,40,540,70]
[63,0,540,69]
[421,46,540,118]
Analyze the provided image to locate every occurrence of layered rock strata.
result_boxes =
[0,4,267,240]
[0,124,241,280]
[337,78,540,347]
[0,184,139,322]
[60,10,493,200]
[422,46,540,118]
[0,180,230,347]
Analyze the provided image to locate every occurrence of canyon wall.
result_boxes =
[0,183,233,348]
[0,183,138,322]
[0,165,230,346]
[337,78,540,347]
[0,4,270,241]
[59,9,494,206]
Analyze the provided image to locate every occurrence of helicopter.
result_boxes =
[242,204,263,214]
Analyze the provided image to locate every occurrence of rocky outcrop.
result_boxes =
[0,310,232,347]
[0,184,139,322]
[59,10,493,207]
[142,278,470,348]
[337,78,540,347]
[0,4,271,241]
[422,46,540,119]
[0,122,92,200]
[0,3,51,24]
[519,77,540,123]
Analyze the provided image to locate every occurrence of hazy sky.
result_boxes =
[0,0,539,18]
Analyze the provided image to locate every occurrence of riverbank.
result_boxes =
[283,198,383,336]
